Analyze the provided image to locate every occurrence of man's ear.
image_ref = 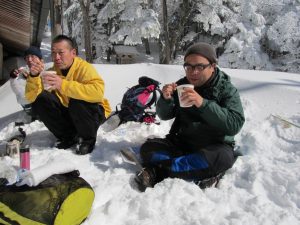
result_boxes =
[71,48,77,56]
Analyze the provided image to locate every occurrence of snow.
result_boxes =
[1,63,300,225]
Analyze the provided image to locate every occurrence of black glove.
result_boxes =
[9,69,18,79]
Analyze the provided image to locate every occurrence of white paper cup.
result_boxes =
[177,84,194,107]
[6,140,20,157]
[40,71,56,91]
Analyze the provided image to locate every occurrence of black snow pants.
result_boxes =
[140,137,235,182]
[32,91,105,145]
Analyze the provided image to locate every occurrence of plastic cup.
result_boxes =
[177,84,194,107]
[40,71,56,91]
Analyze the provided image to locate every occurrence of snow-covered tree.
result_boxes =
[181,0,240,46]
[90,1,111,63]
[260,1,300,72]
[61,0,300,73]
[94,0,160,62]
[155,0,191,64]
[218,0,273,70]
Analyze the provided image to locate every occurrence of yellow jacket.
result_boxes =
[25,57,111,118]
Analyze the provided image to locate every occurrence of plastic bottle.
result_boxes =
[20,145,30,170]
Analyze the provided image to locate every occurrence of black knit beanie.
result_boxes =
[24,46,43,59]
[184,42,217,64]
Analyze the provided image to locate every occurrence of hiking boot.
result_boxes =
[195,172,225,189]
[76,142,95,155]
[134,167,157,192]
[120,147,142,167]
[55,137,77,149]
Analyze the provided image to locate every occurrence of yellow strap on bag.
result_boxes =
[0,202,44,225]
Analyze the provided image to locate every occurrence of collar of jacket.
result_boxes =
[53,58,76,76]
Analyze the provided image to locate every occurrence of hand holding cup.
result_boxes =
[177,84,194,107]
[177,84,204,108]
[162,83,177,99]
[40,71,57,91]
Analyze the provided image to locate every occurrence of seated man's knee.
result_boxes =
[140,140,159,155]
[69,98,80,105]
[68,98,88,111]
[223,150,235,170]
[140,139,169,161]
[213,147,235,174]
[36,91,51,101]
[32,91,54,109]
[140,142,150,159]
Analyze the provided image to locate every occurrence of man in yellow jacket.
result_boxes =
[25,35,111,155]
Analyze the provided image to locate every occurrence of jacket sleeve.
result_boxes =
[60,63,105,103]
[190,87,245,136]
[25,75,43,103]
[10,77,29,106]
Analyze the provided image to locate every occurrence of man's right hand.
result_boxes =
[10,67,29,79]
[10,69,19,78]
[162,83,177,99]
[29,57,44,76]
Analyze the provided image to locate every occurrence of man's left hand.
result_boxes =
[44,73,63,91]
[29,57,44,76]
[180,88,204,108]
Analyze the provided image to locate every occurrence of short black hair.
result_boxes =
[52,35,78,55]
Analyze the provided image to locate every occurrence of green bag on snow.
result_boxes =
[0,170,94,225]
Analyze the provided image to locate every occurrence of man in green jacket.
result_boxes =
[135,42,245,191]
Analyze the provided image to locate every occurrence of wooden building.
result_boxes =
[0,0,50,81]
[113,45,139,64]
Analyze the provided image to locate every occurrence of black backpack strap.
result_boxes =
[138,76,160,87]
[115,104,121,113]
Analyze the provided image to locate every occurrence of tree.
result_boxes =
[96,0,160,61]
[78,0,93,62]
[159,0,171,64]
[50,0,63,38]
[260,1,300,73]
[158,0,191,64]
[64,0,73,36]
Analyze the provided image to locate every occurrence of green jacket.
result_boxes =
[157,67,245,150]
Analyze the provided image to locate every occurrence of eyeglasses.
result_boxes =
[183,63,211,72]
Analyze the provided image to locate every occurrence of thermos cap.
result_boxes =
[20,145,30,153]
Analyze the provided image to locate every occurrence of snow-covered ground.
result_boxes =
[0,64,300,225]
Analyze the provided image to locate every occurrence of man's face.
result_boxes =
[184,54,215,87]
[51,40,76,70]
[24,55,40,68]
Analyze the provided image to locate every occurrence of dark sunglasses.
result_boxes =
[183,63,211,72]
